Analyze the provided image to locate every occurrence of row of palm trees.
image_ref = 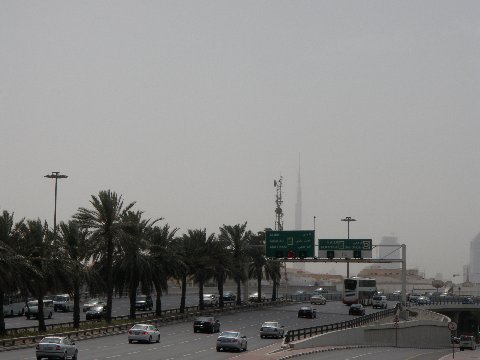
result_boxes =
[0,190,282,336]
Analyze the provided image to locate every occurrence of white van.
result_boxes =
[53,294,73,312]
[25,299,54,319]
[372,295,388,309]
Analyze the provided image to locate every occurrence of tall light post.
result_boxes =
[44,171,68,237]
[341,216,356,278]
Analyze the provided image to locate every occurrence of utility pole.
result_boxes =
[341,216,356,278]
[44,171,68,237]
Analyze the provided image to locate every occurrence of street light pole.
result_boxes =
[44,171,68,237]
[341,216,357,278]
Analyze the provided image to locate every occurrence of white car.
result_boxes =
[83,298,106,312]
[127,324,161,343]
[216,331,247,352]
[36,336,78,360]
[25,300,53,320]
[310,294,327,305]
[202,294,218,307]
[260,322,284,338]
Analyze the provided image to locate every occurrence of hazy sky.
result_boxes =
[2,1,479,280]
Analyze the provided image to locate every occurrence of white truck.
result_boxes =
[53,294,74,312]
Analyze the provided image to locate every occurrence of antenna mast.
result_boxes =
[274,176,284,230]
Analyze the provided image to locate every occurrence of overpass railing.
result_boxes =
[285,307,395,344]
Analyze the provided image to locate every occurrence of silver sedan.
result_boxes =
[36,336,78,360]
[260,321,285,338]
[216,331,247,352]
[127,324,161,344]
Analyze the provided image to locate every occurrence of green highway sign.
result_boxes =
[265,230,315,258]
[319,239,372,251]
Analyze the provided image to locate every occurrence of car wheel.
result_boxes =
[63,352,68,360]
[216,347,221,352]
[156,334,160,343]
[260,335,264,339]
[128,340,132,343]
[48,312,52,319]
[72,350,78,360]
[148,336,152,344]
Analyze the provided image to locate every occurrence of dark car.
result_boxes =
[222,291,236,303]
[135,295,153,311]
[86,305,107,320]
[298,306,316,318]
[193,316,220,333]
[462,297,474,304]
[349,304,365,316]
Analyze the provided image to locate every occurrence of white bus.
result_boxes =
[3,293,26,317]
[343,277,377,306]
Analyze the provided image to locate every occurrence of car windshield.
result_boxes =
[300,307,311,310]
[220,331,239,338]
[262,322,278,327]
[351,304,361,308]
[131,325,148,330]
[196,317,212,322]
[137,296,147,301]
[90,306,103,311]
[41,337,62,344]
[460,336,472,341]
[53,295,68,302]
[203,295,213,299]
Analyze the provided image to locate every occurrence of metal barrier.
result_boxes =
[284,308,395,343]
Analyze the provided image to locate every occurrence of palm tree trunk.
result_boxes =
[129,285,137,320]
[272,278,277,301]
[180,275,187,313]
[106,235,114,323]
[217,274,224,308]
[236,279,242,305]
[37,292,46,332]
[198,279,205,310]
[0,290,6,336]
[154,282,162,316]
[73,281,80,328]
[257,271,262,301]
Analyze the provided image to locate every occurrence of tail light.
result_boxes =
[55,345,61,350]
[143,331,148,335]
[128,331,133,335]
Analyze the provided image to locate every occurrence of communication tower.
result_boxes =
[274,176,284,231]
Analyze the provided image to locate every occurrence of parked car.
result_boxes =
[313,287,328,294]
[459,335,477,351]
[372,295,388,309]
[135,295,153,311]
[216,331,247,352]
[298,306,316,318]
[86,305,107,321]
[392,290,401,295]
[25,300,54,320]
[259,321,284,338]
[36,336,78,360]
[193,316,220,333]
[310,294,327,305]
[83,298,106,312]
[127,323,161,343]
[349,304,365,316]
[462,297,474,304]
[248,292,267,302]
[222,291,236,302]
[202,294,219,306]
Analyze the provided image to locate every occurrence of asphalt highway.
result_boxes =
[3,301,378,360]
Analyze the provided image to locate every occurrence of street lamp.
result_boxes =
[44,171,68,236]
[341,216,357,278]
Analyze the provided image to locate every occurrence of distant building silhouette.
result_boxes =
[470,233,480,283]
[377,236,401,269]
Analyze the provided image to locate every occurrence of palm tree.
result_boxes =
[181,229,215,310]
[18,219,72,332]
[57,220,89,328]
[73,190,135,323]
[210,236,232,308]
[0,211,32,336]
[218,223,250,305]
[113,210,159,319]
[248,231,266,302]
[148,224,181,315]
[264,259,282,301]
